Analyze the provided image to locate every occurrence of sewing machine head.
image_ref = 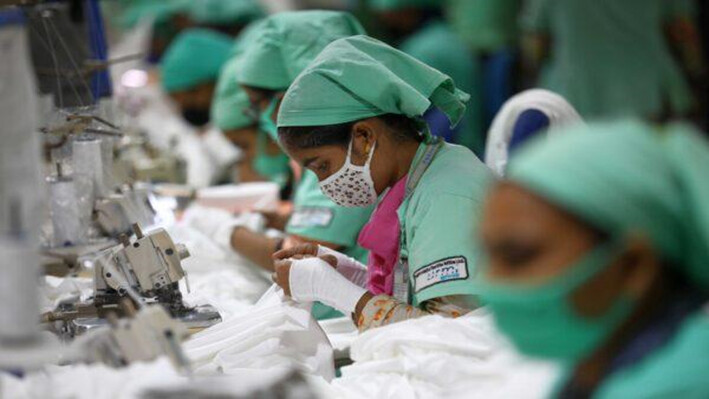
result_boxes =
[44,224,220,338]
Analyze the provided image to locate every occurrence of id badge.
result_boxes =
[393,258,410,303]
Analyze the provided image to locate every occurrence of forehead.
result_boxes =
[284,143,346,164]
[481,182,593,238]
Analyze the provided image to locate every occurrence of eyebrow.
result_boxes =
[302,156,319,169]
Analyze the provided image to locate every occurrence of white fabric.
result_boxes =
[201,126,241,171]
[167,223,272,315]
[195,182,280,213]
[0,358,297,399]
[288,258,367,315]
[485,89,583,177]
[183,285,335,381]
[40,276,94,313]
[317,245,368,288]
[324,309,560,399]
[180,204,266,251]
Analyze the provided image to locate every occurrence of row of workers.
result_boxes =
[122,0,706,153]
[152,7,709,399]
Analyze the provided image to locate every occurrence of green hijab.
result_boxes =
[211,20,265,131]
[508,119,709,289]
[277,35,470,128]
[160,28,233,93]
[211,58,254,131]
[236,10,366,90]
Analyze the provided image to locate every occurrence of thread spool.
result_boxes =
[0,237,41,343]
[72,137,105,198]
[100,136,115,192]
[48,175,85,247]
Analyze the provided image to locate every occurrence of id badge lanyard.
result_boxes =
[392,137,443,303]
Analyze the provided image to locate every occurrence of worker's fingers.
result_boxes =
[319,255,338,268]
[272,243,318,260]
[273,260,292,297]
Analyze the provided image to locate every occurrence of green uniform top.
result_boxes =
[593,312,709,398]
[398,139,492,305]
[522,0,694,119]
[286,171,373,264]
[445,0,521,52]
[399,20,483,153]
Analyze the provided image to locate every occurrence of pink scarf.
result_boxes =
[357,177,407,295]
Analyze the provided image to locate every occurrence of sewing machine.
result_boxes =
[43,223,221,338]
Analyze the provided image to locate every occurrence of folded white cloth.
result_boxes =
[183,285,335,381]
[329,309,560,399]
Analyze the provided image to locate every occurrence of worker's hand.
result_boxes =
[273,242,338,268]
[273,243,319,261]
[277,257,368,315]
[272,260,293,296]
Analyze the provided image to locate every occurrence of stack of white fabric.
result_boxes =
[40,276,94,314]
[313,309,559,399]
[183,286,336,381]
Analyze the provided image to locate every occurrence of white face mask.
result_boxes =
[319,139,377,208]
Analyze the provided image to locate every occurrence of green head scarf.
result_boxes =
[368,0,439,11]
[188,0,263,26]
[211,20,265,131]
[278,35,470,128]
[507,119,709,290]
[161,28,233,93]
[211,58,254,131]
[236,10,366,91]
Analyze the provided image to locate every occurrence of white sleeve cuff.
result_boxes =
[288,257,367,315]
[317,246,369,288]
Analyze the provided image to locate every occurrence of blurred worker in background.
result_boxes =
[521,0,705,122]
[159,28,241,186]
[444,0,521,133]
[479,120,709,397]
[118,0,263,61]
[365,0,484,155]
[211,19,292,190]
[187,0,264,37]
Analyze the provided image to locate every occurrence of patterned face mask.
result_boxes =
[319,139,377,208]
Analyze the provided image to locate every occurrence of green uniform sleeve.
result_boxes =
[286,171,374,254]
[520,0,553,33]
[405,191,483,305]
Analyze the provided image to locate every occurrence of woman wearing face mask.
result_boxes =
[211,24,292,191]
[160,28,240,186]
[272,36,492,331]
[478,120,709,397]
